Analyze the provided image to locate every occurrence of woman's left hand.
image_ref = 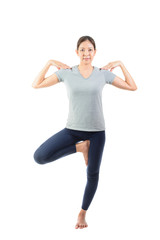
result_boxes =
[100,60,122,71]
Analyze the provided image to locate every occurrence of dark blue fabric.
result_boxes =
[33,127,106,210]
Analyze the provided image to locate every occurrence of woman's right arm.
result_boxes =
[32,60,71,88]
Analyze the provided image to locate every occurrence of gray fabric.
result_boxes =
[54,65,116,131]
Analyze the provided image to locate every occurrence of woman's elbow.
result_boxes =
[131,85,138,91]
[32,83,39,88]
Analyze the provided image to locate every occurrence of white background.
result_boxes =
[0,0,160,239]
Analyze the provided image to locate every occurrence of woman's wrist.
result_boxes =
[119,61,124,68]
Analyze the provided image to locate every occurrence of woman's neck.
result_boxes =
[78,63,94,72]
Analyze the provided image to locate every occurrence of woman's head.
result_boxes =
[77,36,96,51]
[75,36,97,65]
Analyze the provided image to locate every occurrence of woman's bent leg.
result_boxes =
[81,131,106,210]
[33,128,79,164]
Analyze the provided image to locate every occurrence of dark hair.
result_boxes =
[77,36,96,50]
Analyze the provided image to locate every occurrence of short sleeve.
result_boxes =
[54,68,67,82]
[103,70,116,84]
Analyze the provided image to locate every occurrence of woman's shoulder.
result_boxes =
[61,65,77,73]
[94,66,101,71]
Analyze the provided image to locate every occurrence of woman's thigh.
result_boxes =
[33,128,81,163]
[87,131,106,175]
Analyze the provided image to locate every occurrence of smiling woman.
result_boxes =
[32,35,137,230]
[75,36,96,71]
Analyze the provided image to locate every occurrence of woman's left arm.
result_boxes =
[101,61,137,91]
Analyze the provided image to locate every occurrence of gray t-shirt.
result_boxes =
[54,65,116,131]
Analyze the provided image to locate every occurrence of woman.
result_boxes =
[32,36,137,229]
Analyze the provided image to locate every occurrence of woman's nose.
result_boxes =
[84,50,90,55]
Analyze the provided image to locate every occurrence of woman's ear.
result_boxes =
[75,49,79,56]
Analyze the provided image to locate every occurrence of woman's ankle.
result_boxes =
[79,208,87,215]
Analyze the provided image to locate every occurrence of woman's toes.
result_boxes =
[75,223,88,229]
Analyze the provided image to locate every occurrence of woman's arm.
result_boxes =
[101,61,137,91]
[32,60,71,88]
[32,61,51,88]
[117,62,137,90]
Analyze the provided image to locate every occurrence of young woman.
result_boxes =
[32,36,137,229]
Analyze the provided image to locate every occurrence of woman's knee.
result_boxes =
[87,170,99,181]
[33,149,46,164]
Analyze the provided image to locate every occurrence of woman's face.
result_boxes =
[75,40,96,65]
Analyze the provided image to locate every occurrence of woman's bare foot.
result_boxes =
[75,209,88,229]
[76,140,90,166]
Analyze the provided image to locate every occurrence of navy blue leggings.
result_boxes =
[33,127,106,211]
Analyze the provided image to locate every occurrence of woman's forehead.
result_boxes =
[79,41,94,48]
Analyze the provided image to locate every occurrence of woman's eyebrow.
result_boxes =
[80,47,93,49]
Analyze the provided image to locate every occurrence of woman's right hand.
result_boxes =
[48,60,71,70]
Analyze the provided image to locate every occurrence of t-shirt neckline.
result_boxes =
[76,65,95,79]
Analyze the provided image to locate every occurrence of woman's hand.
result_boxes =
[48,60,71,70]
[100,60,123,71]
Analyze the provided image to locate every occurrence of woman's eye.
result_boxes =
[81,49,92,51]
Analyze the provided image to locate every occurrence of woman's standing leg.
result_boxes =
[75,130,106,229]
[82,131,106,210]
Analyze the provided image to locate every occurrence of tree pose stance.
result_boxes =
[32,36,137,229]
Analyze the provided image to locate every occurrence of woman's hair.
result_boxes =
[77,36,96,50]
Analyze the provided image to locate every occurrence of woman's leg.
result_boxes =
[33,128,79,164]
[81,131,106,210]
[75,130,106,229]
